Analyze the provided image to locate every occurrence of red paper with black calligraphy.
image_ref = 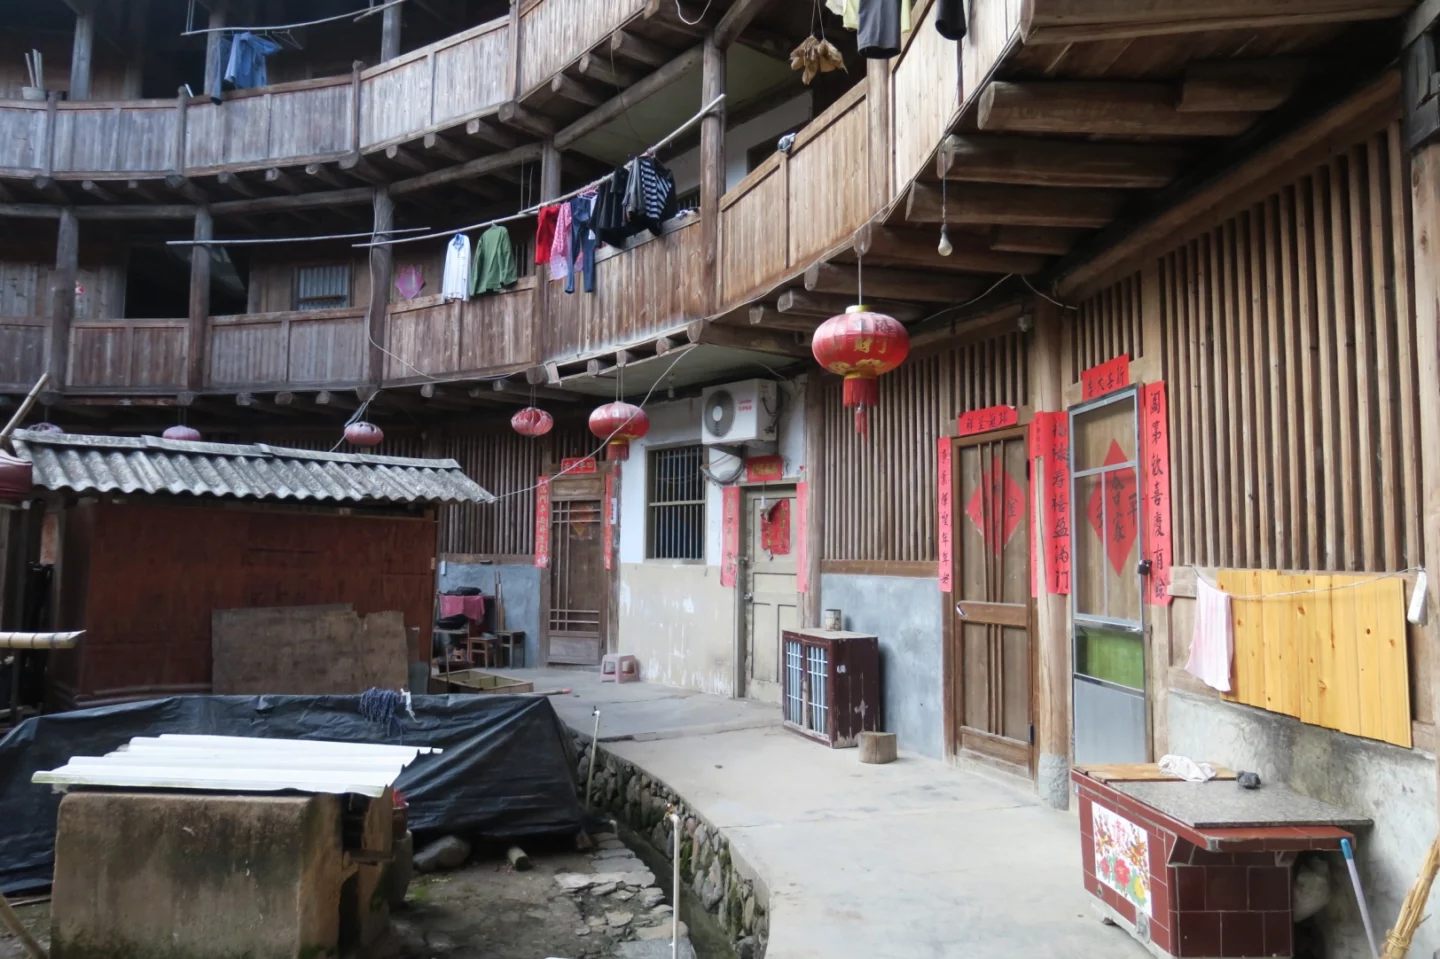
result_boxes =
[561,456,598,475]
[745,454,785,482]
[796,481,809,594]
[603,472,615,571]
[1029,413,1072,595]
[534,477,551,568]
[721,485,741,588]
[957,405,1019,437]
[938,437,954,593]
[1141,382,1173,605]
[1081,355,1131,401]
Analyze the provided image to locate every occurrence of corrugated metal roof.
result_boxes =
[11,430,495,505]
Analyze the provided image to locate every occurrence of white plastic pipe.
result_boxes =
[669,811,682,959]
[584,707,601,811]
[1341,839,1381,959]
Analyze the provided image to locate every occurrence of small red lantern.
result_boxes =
[344,421,385,447]
[511,407,553,438]
[811,304,910,436]
[162,425,202,441]
[29,423,62,434]
[588,401,650,461]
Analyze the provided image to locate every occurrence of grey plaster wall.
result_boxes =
[438,561,542,668]
[820,573,944,759]
[1169,690,1439,959]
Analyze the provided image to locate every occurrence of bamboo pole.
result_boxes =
[1382,837,1440,959]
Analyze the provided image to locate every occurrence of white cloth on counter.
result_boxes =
[1186,575,1233,692]
[442,233,471,302]
[1158,754,1217,783]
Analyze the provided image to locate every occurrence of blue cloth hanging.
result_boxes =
[211,31,283,102]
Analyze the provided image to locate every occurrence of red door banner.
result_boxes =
[1081,354,1131,401]
[796,480,810,594]
[745,454,785,482]
[721,485,741,587]
[534,477,551,568]
[560,456,598,475]
[603,472,615,571]
[1141,381,1173,605]
[957,405,1019,437]
[938,437,954,593]
[1029,412,1071,595]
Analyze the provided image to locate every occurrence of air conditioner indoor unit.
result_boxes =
[700,379,778,445]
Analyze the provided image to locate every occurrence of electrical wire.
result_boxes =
[675,0,715,27]
[181,0,403,35]
[1194,566,1424,600]
[1022,276,1078,312]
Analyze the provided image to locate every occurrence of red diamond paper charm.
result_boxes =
[1085,440,1139,574]
[965,463,1024,554]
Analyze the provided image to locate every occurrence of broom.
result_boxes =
[1382,836,1440,959]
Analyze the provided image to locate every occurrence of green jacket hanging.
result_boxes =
[471,224,517,295]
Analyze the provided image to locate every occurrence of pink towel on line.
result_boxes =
[1186,576,1233,692]
[439,594,486,621]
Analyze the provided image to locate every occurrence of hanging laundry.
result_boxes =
[441,233,471,302]
[394,264,424,300]
[565,194,597,295]
[472,224,517,295]
[789,36,846,85]
[592,165,633,247]
[211,31,282,102]
[623,157,677,238]
[549,202,573,281]
[1186,576,1234,692]
[936,0,968,40]
[858,0,904,59]
[825,0,860,29]
[535,205,561,268]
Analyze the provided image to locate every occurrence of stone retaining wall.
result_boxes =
[573,734,768,959]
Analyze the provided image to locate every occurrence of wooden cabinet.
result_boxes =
[781,628,881,748]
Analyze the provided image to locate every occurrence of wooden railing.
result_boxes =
[206,307,367,388]
[961,0,1025,106]
[517,0,647,97]
[892,0,962,191]
[0,317,47,391]
[69,318,189,389]
[385,281,538,381]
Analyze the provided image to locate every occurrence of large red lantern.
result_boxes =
[344,421,385,447]
[811,304,910,436]
[162,425,202,441]
[511,407,553,438]
[589,402,650,461]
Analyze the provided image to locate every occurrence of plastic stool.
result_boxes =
[600,654,640,683]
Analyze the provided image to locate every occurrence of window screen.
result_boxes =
[647,445,705,560]
[294,263,351,311]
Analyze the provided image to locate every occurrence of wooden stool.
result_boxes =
[858,731,897,764]
[494,630,525,668]
[600,654,639,684]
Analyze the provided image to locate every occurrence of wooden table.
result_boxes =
[1072,764,1370,958]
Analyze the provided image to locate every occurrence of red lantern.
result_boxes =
[162,425,202,441]
[344,421,385,447]
[0,452,32,502]
[511,407,553,438]
[588,402,650,461]
[811,304,910,436]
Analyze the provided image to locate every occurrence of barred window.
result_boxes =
[294,263,351,311]
[647,445,705,560]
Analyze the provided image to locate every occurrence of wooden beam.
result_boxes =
[369,188,393,386]
[586,357,615,376]
[274,391,295,406]
[854,223,1049,274]
[125,179,163,203]
[74,203,195,220]
[654,334,682,354]
[187,208,211,391]
[551,73,605,107]
[498,101,557,138]
[216,171,256,197]
[939,134,1187,188]
[989,225,1084,256]
[49,208,78,385]
[557,46,704,150]
[979,81,1260,138]
[32,177,67,202]
[337,154,388,185]
[577,53,639,89]
[1178,59,1311,113]
[714,0,770,49]
[384,144,431,174]
[465,117,521,149]
[1022,0,1412,43]
[165,174,210,203]
[804,261,984,303]
[422,132,471,163]
[686,319,811,358]
[315,389,359,410]
[390,143,544,197]
[907,181,1123,229]
[212,186,374,216]
[264,168,304,193]
[80,180,116,202]
[777,290,925,323]
[609,30,669,67]
[305,162,348,188]
[523,365,550,385]
[490,379,578,403]
[749,305,825,333]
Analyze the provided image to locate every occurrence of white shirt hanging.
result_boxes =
[442,233,471,302]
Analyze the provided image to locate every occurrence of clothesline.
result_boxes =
[352,93,727,250]
[1193,566,1423,600]
[164,227,431,247]
[181,0,403,36]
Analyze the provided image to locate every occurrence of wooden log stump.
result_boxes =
[858,731,897,765]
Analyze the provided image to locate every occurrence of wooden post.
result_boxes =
[172,87,189,174]
[1029,297,1070,810]
[350,60,364,155]
[47,208,78,388]
[369,188,394,386]
[69,4,94,101]
[122,0,150,98]
[187,208,212,390]
[507,0,522,101]
[802,372,824,627]
[866,58,891,211]
[203,2,227,101]
[380,1,402,61]
[700,36,725,313]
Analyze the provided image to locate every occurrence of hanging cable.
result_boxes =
[181,0,403,35]
[674,0,715,27]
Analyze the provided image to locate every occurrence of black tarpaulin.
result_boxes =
[0,693,583,894]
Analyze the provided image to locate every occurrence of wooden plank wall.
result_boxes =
[54,101,176,175]
[207,308,367,388]
[960,0,1024,101]
[386,281,537,379]
[69,319,188,389]
[820,330,1030,563]
[517,0,645,96]
[891,0,961,194]
[1070,271,1143,384]
[185,79,354,173]
[0,104,49,174]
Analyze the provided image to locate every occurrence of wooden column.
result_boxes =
[203,2,228,100]
[369,188,394,386]
[802,372,824,627]
[187,208,212,390]
[122,0,150,98]
[1408,143,1440,823]
[69,5,94,101]
[535,141,561,364]
[866,58,892,210]
[48,208,78,388]
[380,1,402,61]
[1029,297,1070,810]
[699,36,725,313]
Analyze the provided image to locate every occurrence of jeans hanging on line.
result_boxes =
[565,196,597,294]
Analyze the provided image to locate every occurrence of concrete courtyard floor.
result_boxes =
[509,667,1149,959]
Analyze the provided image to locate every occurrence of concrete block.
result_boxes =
[51,791,344,959]
[858,731,898,764]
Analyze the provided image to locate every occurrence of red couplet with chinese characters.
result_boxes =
[603,472,615,571]
[1140,382,1173,605]
[957,405,1019,437]
[1081,355,1131,401]
[1029,413,1072,596]
[745,454,785,482]
[534,477,551,568]
[721,486,741,587]
[937,437,954,593]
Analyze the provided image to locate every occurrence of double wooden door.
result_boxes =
[547,471,608,665]
[946,427,1034,773]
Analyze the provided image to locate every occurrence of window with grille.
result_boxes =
[646,445,705,560]
[294,263,351,311]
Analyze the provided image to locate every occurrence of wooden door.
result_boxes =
[547,472,608,665]
[742,488,798,703]
[948,427,1034,773]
